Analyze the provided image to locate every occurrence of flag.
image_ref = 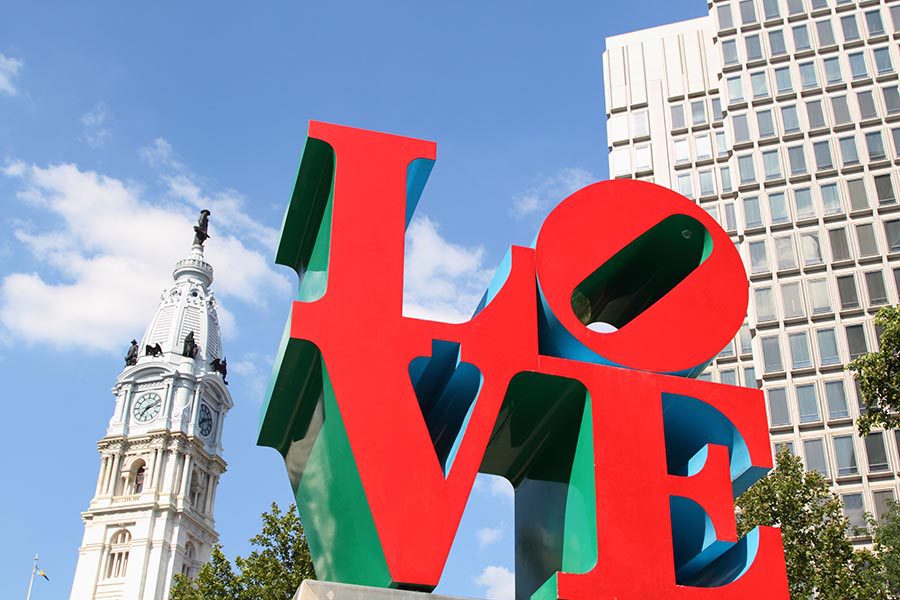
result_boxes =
[36,567,49,581]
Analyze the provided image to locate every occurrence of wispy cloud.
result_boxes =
[477,526,503,549]
[403,215,492,323]
[510,167,595,220]
[0,53,23,96]
[81,103,111,148]
[0,151,290,353]
[476,565,515,600]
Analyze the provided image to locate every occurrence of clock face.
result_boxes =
[198,404,214,437]
[133,393,162,422]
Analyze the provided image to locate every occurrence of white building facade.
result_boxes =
[603,0,900,539]
[69,225,233,599]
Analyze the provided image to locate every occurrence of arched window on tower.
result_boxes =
[105,529,131,579]
[133,464,146,494]
[181,542,196,577]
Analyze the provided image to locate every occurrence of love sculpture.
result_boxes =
[258,122,790,599]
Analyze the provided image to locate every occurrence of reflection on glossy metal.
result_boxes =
[258,122,789,599]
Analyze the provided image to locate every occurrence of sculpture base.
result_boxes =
[294,580,473,600]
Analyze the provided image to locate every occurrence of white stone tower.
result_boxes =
[70,211,233,600]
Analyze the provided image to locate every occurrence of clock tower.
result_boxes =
[69,211,233,600]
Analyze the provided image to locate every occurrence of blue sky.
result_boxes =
[0,2,705,598]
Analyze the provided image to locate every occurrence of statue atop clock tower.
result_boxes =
[69,211,234,600]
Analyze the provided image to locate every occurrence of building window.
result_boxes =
[833,436,859,476]
[795,188,815,219]
[856,223,878,257]
[696,134,712,161]
[718,4,734,29]
[823,57,843,85]
[865,432,890,472]
[728,76,745,104]
[809,280,832,315]
[631,110,649,138]
[712,97,724,122]
[844,494,867,535]
[671,104,686,130]
[842,15,861,41]
[857,90,878,119]
[849,52,869,80]
[755,287,777,321]
[769,29,787,56]
[829,228,852,261]
[738,155,756,184]
[733,114,750,143]
[775,236,797,269]
[723,40,739,66]
[782,282,806,318]
[782,105,800,133]
[763,0,781,20]
[740,0,758,25]
[875,174,895,205]
[674,139,690,164]
[837,274,860,309]
[723,202,737,230]
[720,166,733,193]
[133,464,145,494]
[799,61,819,89]
[866,271,888,306]
[763,150,783,180]
[699,170,715,196]
[105,530,131,579]
[839,136,860,166]
[749,240,769,273]
[770,193,789,224]
[690,100,707,127]
[751,72,770,98]
[804,438,830,477]
[866,10,886,36]
[715,131,728,157]
[757,109,776,138]
[883,87,900,115]
[790,333,813,369]
[787,0,805,16]
[762,335,784,373]
[866,131,886,161]
[720,369,737,386]
[739,325,753,355]
[831,95,851,125]
[875,490,897,522]
[884,220,900,251]
[787,146,807,176]
[744,366,758,388]
[893,6,900,33]
[818,328,842,365]
[768,387,790,426]
[816,20,836,47]
[820,183,842,214]
[634,144,652,172]
[847,178,869,211]
[825,380,849,418]
[846,324,868,358]
[874,47,893,74]
[677,173,693,198]
[806,99,826,129]
[800,232,823,265]
[793,24,811,51]
[746,35,764,62]
[813,140,833,170]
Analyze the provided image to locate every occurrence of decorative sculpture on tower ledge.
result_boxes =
[124,339,139,366]
[145,343,163,357]
[210,357,228,384]
[193,209,211,247]
[182,331,199,359]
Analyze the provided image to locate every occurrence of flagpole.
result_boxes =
[25,553,37,600]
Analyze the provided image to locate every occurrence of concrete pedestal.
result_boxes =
[294,580,474,600]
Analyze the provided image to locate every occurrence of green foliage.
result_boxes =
[736,448,890,599]
[875,500,900,597]
[849,305,900,435]
[170,503,316,600]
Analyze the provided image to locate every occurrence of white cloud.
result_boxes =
[487,475,514,500]
[0,160,290,353]
[139,137,181,170]
[0,53,23,96]
[477,526,503,549]
[511,168,595,220]
[403,216,492,323]
[81,103,111,148]
[476,565,515,600]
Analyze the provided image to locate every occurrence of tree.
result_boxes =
[874,500,900,597]
[849,305,900,435]
[736,447,889,599]
[170,503,316,600]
